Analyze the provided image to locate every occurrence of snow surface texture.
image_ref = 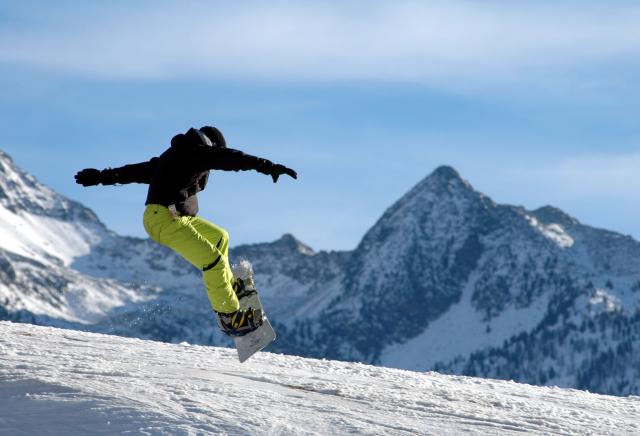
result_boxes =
[1,321,639,436]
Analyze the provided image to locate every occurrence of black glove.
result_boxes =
[74,168,102,186]
[259,162,297,183]
[270,164,297,183]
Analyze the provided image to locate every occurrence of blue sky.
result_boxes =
[1,1,639,250]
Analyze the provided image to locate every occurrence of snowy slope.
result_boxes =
[1,321,639,436]
[0,150,175,325]
[0,150,104,265]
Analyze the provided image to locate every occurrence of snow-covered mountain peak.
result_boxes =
[0,150,99,224]
[375,165,496,238]
[431,164,463,182]
[358,165,493,252]
[233,234,316,263]
[532,205,580,228]
[410,165,478,201]
[271,233,315,256]
[0,149,106,264]
[0,149,57,213]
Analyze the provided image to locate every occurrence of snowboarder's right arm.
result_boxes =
[172,126,297,183]
[74,158,159,186]
[196,147,298,183]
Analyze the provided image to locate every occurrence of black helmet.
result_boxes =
[199,126,226,148]
[170,126,226,148]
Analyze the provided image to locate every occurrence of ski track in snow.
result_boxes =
[0,322,639,435]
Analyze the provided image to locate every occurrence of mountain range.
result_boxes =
[1,149,638,396]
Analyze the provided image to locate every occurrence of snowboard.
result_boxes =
[234,289,276,363]
[231,261,276,363]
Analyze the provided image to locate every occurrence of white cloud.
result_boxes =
[1,1,639,90]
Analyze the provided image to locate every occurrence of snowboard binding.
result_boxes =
[216,307,264,337]
[233,277,258,300]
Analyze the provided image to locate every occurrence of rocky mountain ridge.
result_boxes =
[1,149,639,395]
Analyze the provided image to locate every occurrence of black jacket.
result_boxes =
[101,129,274,216]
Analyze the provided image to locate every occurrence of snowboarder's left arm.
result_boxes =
[199,148,298,183]
[75,158,159,186]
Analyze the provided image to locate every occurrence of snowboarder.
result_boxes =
[74,126,297,337]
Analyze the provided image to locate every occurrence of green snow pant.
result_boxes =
[143,204,239,314]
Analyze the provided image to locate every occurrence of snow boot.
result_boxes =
[216,308,263,337]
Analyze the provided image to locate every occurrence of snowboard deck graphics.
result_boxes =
[234,287,276,363]
[234,317,276,363]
